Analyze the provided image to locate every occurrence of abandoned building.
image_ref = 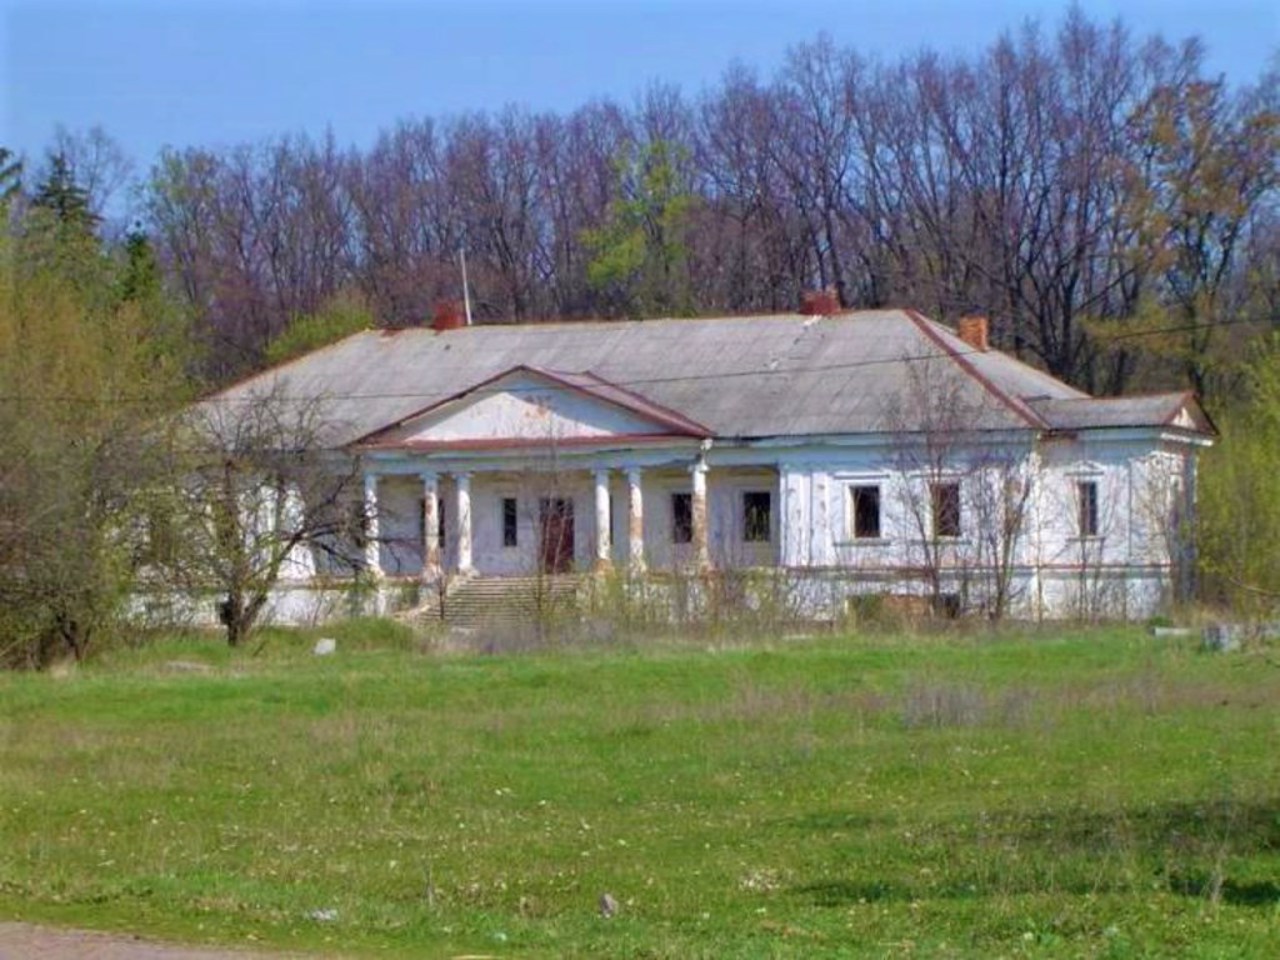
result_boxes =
[201,303,1214,622]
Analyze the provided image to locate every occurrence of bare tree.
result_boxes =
[166,387,369,647]
[885,356,1035,618]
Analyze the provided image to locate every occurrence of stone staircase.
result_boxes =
[406,574,587,629]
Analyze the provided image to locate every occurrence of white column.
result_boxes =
[421,471,441,582]
[594,468,612,571]
[627,467,645,571]
[455,472,474,576]
[691,457,710,571]
[362,471,381,577]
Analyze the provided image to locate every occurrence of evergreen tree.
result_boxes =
[0,147,21,206]
[32,152,100,233]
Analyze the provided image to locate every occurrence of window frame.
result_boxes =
[671,491,693,544]
[930,480,962,539]
[850,484,882,540]
[502,496,518,548]
[1077,480,1100,538]
[742,490,772,543]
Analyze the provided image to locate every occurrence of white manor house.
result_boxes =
[203,303,1214,622]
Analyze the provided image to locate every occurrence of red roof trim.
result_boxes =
[357,433,702,453]
[904,310,1049,429]
[519,366,712,436]
[551,369,713,436]
[350,363,711,447]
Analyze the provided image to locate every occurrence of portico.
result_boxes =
[357,454,730,581]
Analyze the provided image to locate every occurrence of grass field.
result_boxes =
[1,622,1278,958]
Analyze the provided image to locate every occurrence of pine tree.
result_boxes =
[0,147,21,206]
[32,152,100,233]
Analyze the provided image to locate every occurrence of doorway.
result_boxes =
[538,497,575,573]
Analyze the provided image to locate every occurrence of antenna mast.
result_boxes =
[459,248,473,326]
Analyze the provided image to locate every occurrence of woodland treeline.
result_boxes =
[9,13,1276,398]
[2,10,1279,665]
[131,15,1277,401]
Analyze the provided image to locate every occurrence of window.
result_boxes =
[502,497,518,547]
[672,492,693,544]
[743,491,772,543]
[931,482,961,538]
[851,485,881,539]
[1078,481,1099,537]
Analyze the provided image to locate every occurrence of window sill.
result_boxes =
[837,538,892,547]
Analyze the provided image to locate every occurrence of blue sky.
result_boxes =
[2,0,1277,172]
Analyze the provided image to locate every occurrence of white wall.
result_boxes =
[344,430,1196,620]
[403,372,662,443]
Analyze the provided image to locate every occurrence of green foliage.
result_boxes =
[31,151,100,235]
[583,140,695,319]
[0,198,191,667]
[1198,333,1280,615]
[264,290,373,367]
[1,630,1277,956]
[0,146,21,206]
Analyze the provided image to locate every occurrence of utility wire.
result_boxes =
[0,313,1270,407]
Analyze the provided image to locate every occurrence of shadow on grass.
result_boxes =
[787,797,1280,909]
[1168,875,1280,907]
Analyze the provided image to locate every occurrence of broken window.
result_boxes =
[931,482,961,538]
[1078,481,1099,537]
[502,497,518,547]
[743,491,772,543]
[672,492,692,544]
[851,485,881,539]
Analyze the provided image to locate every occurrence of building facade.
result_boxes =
[206,307,1214,621]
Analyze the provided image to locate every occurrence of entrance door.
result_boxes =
[539,498,575,573]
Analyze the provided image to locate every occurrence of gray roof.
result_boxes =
[207,309,1209,447]
[1028,394,1212,433]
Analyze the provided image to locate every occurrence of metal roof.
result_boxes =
[205,309,1208,447]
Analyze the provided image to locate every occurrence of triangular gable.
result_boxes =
[354,365,711,450]
[1164,394,1217,436]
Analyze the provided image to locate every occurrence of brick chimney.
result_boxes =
[800,288,842,316]
[432,300,466,332]
[957,315,989,352]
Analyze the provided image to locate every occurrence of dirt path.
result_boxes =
[0,922,320,960]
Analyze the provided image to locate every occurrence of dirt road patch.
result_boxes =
[0,922,315,960]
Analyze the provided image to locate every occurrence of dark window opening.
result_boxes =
[503,497,518,547]
[672,492,692,544]
[932,482,961,538]
[852,486,881,539]
[1078,481,1099,537]
[743,491,771,543]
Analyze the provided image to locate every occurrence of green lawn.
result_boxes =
[1,624,1277,958]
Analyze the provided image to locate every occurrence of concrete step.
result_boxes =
[406,574,587,627]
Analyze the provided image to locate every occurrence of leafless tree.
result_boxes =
[885,357,1035,618]
[165,386,369,647]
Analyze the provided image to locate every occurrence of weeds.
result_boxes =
[2,626,1278,957]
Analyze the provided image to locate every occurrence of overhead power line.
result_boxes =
[0,313,1270,407]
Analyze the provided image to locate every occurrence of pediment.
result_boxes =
[1166,398,1215,434]
[356,366,709,450]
